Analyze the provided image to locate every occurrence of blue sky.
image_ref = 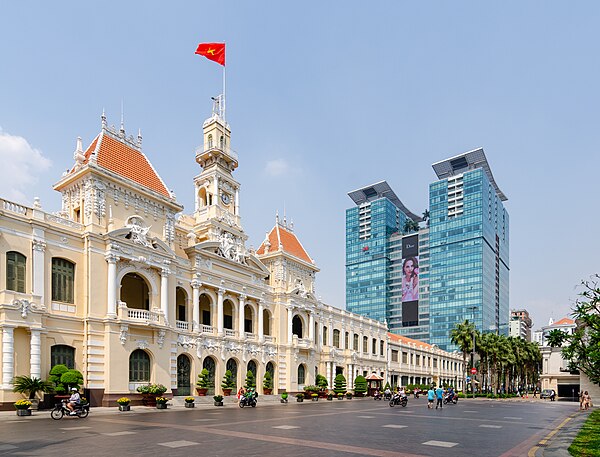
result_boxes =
[1,1,598,331]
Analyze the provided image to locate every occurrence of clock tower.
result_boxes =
[191,96,247,250]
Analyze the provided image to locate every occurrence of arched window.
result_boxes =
[292,315,303,338]
[129,349,150,382]
[176,287,187,322]
[297,364,306,385]
[363,336,368,353]
[51,345,75,369]
[353,334,359,351]
[345,332,349,349]
[203,357,216,394]
[6,251,26,293]
[266,361,274,377]
[333,329,340,348]
[322,326,328,346]
[52,258,75,303]
[226,358,238,390]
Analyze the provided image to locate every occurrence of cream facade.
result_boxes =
[0,104,460,408]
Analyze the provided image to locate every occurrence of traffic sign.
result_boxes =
[470,368,477,374]
[466,376,471,382]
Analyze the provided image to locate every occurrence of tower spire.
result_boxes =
[120,99,125,135]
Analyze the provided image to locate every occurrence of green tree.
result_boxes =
[221,370,236,390]
[450,320,476,392]
[316,374,328,391]
[354,375,367,395]
[563,276,600,387]
[262,371,273,390]
[48,364,69,394]
[403,219,420,234]
[196,368,210,389]
[547,329,567,348]
[422,209,430,228]
[12,376,54,399]
[60,369,83,390]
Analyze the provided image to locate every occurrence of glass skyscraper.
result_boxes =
[345,149,509,351]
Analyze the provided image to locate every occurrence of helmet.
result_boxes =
[71,387,78,391]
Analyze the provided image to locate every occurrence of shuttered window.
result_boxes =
[6,251,26,293]
[52,258,75,303]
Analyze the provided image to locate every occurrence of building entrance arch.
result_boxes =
[177,354,192,396]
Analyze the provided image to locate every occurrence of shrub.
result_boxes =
[116,397,130,405]
[60,369,83,389]
[196,369,211,389]
[155,397,168,404]
[221,370,236,390]
[244,370,256,389]
[185,396,195,403]
[213,395,224,402]
[316,374,328,390]
[281,392,288,400]
[49,365,69,393]
[333,374,346,394]
[311,393,318,398]
[303,385,319,393]
[136,384,167,395]
[263,371,273,390]
[295,393,304,399]
[354,375,367,394]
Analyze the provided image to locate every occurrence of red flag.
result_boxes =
[195,43,225,66]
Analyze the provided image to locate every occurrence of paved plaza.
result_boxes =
[0,397,585,457]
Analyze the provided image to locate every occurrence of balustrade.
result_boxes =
[176,320,190,331]
[224,329,237,337]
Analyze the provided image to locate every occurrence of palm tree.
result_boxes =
[402,219,420,234]
[422,209,430,227]
[546,329,566,348]
[450,320,476,392]
[12,375,54,399]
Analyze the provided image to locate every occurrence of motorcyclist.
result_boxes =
[67,387,81,415]
[384,387,391,399]
[398,386,406,398]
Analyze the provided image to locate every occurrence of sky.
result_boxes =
[1,1,599,331]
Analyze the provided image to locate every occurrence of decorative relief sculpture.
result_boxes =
[157,329,166,349]
[119,325,129,345]
[125,216,154,248]
[216,229,247,265]
[177,335,197,349]
[164,212,175,244]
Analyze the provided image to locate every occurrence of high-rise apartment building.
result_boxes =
[346,148,510,351]
[510,309,533,341]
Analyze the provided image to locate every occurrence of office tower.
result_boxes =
[346,181,421,324]
[429,148,509,350]
[510,309,533,341]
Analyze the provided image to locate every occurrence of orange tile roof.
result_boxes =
[256,224,313,264]
[81,131,170,197]
[552,317,575,326]
[388,332,434,350]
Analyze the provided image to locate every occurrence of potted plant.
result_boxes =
[184,397,195,408]
[221,370,235,396]
[346,392,353,399]
[280,392,288,403]
[244,370,256,390]
[327,393,333,401]
[196,368,210,396]
[337,392,344,400]
[60,369,83,391]
[137,384,167,406]
[262,371,273,395]
[311,393,318,401]
[316,374,328,397]
[48,364,69,398]
[116,397,131,411]
[155,397,168,409]
[296,393,304,402]
[213,395,224,406]
[12,375,53,410]
[354,375,367,397]
[333,374,347,398]
[14,399,32,416]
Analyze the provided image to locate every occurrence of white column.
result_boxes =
[161,267,170,325]
[30,328,41,379]
[238,295,246,337]
[192,281,200,332]
[308,313,314,342]
[349,364,354,389]
[32,239,46,305]
[106,254,118,317]
[235,187,239,216]
[257,301,264,342]
[326,362,331,390]
[213,177,219,205]
[287,307,293,344]
[2,326,15,388]
[217,288,224,335]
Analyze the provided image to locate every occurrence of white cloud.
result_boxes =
[264,158,291,177]
[0,128,52,203]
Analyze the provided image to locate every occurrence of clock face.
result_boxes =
[221,193,231,205]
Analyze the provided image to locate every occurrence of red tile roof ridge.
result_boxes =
[256,223,314,265]
[388,332,434,349]
[552,317,575,326]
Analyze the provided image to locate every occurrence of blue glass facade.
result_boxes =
[428,168,509,350]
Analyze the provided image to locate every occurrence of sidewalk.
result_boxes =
[537,409,592,457]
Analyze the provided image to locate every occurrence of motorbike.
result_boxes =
[51,400,90,420]
[383,391,392,401]
[443,392,458,405]
[373,391,383,400]
[389,393,408,407]
[239,395,257,408]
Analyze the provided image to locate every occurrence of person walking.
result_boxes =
[435,386,444,410]
[583,391,591,410]
[427,386,435,409]
[579,391,584,411]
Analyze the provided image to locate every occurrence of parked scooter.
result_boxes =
[389,393,408,407]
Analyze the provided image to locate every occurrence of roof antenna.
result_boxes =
[120,99,125,135]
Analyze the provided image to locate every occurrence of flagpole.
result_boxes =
[222,42,226,122]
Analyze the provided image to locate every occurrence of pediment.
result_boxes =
[190,241,269,278]
[107,227,175,257]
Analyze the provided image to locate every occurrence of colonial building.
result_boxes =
[0,103,461,408]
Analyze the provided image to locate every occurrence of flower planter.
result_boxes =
[119,405,131,411]
[263,388,272,395]
[222,389,232,397]
[327,397,333,401]
[312,397,318,401]
[156,403,167,409]
[16,409,31,416]
[214,401,223,406]
[185,403,195,408]
[196,388,208,396]
[296,398,303,402]
[337,396,344,400]
[142,394,157,407]
[280,399,288,403]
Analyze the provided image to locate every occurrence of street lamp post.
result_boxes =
[469,306,478,399]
